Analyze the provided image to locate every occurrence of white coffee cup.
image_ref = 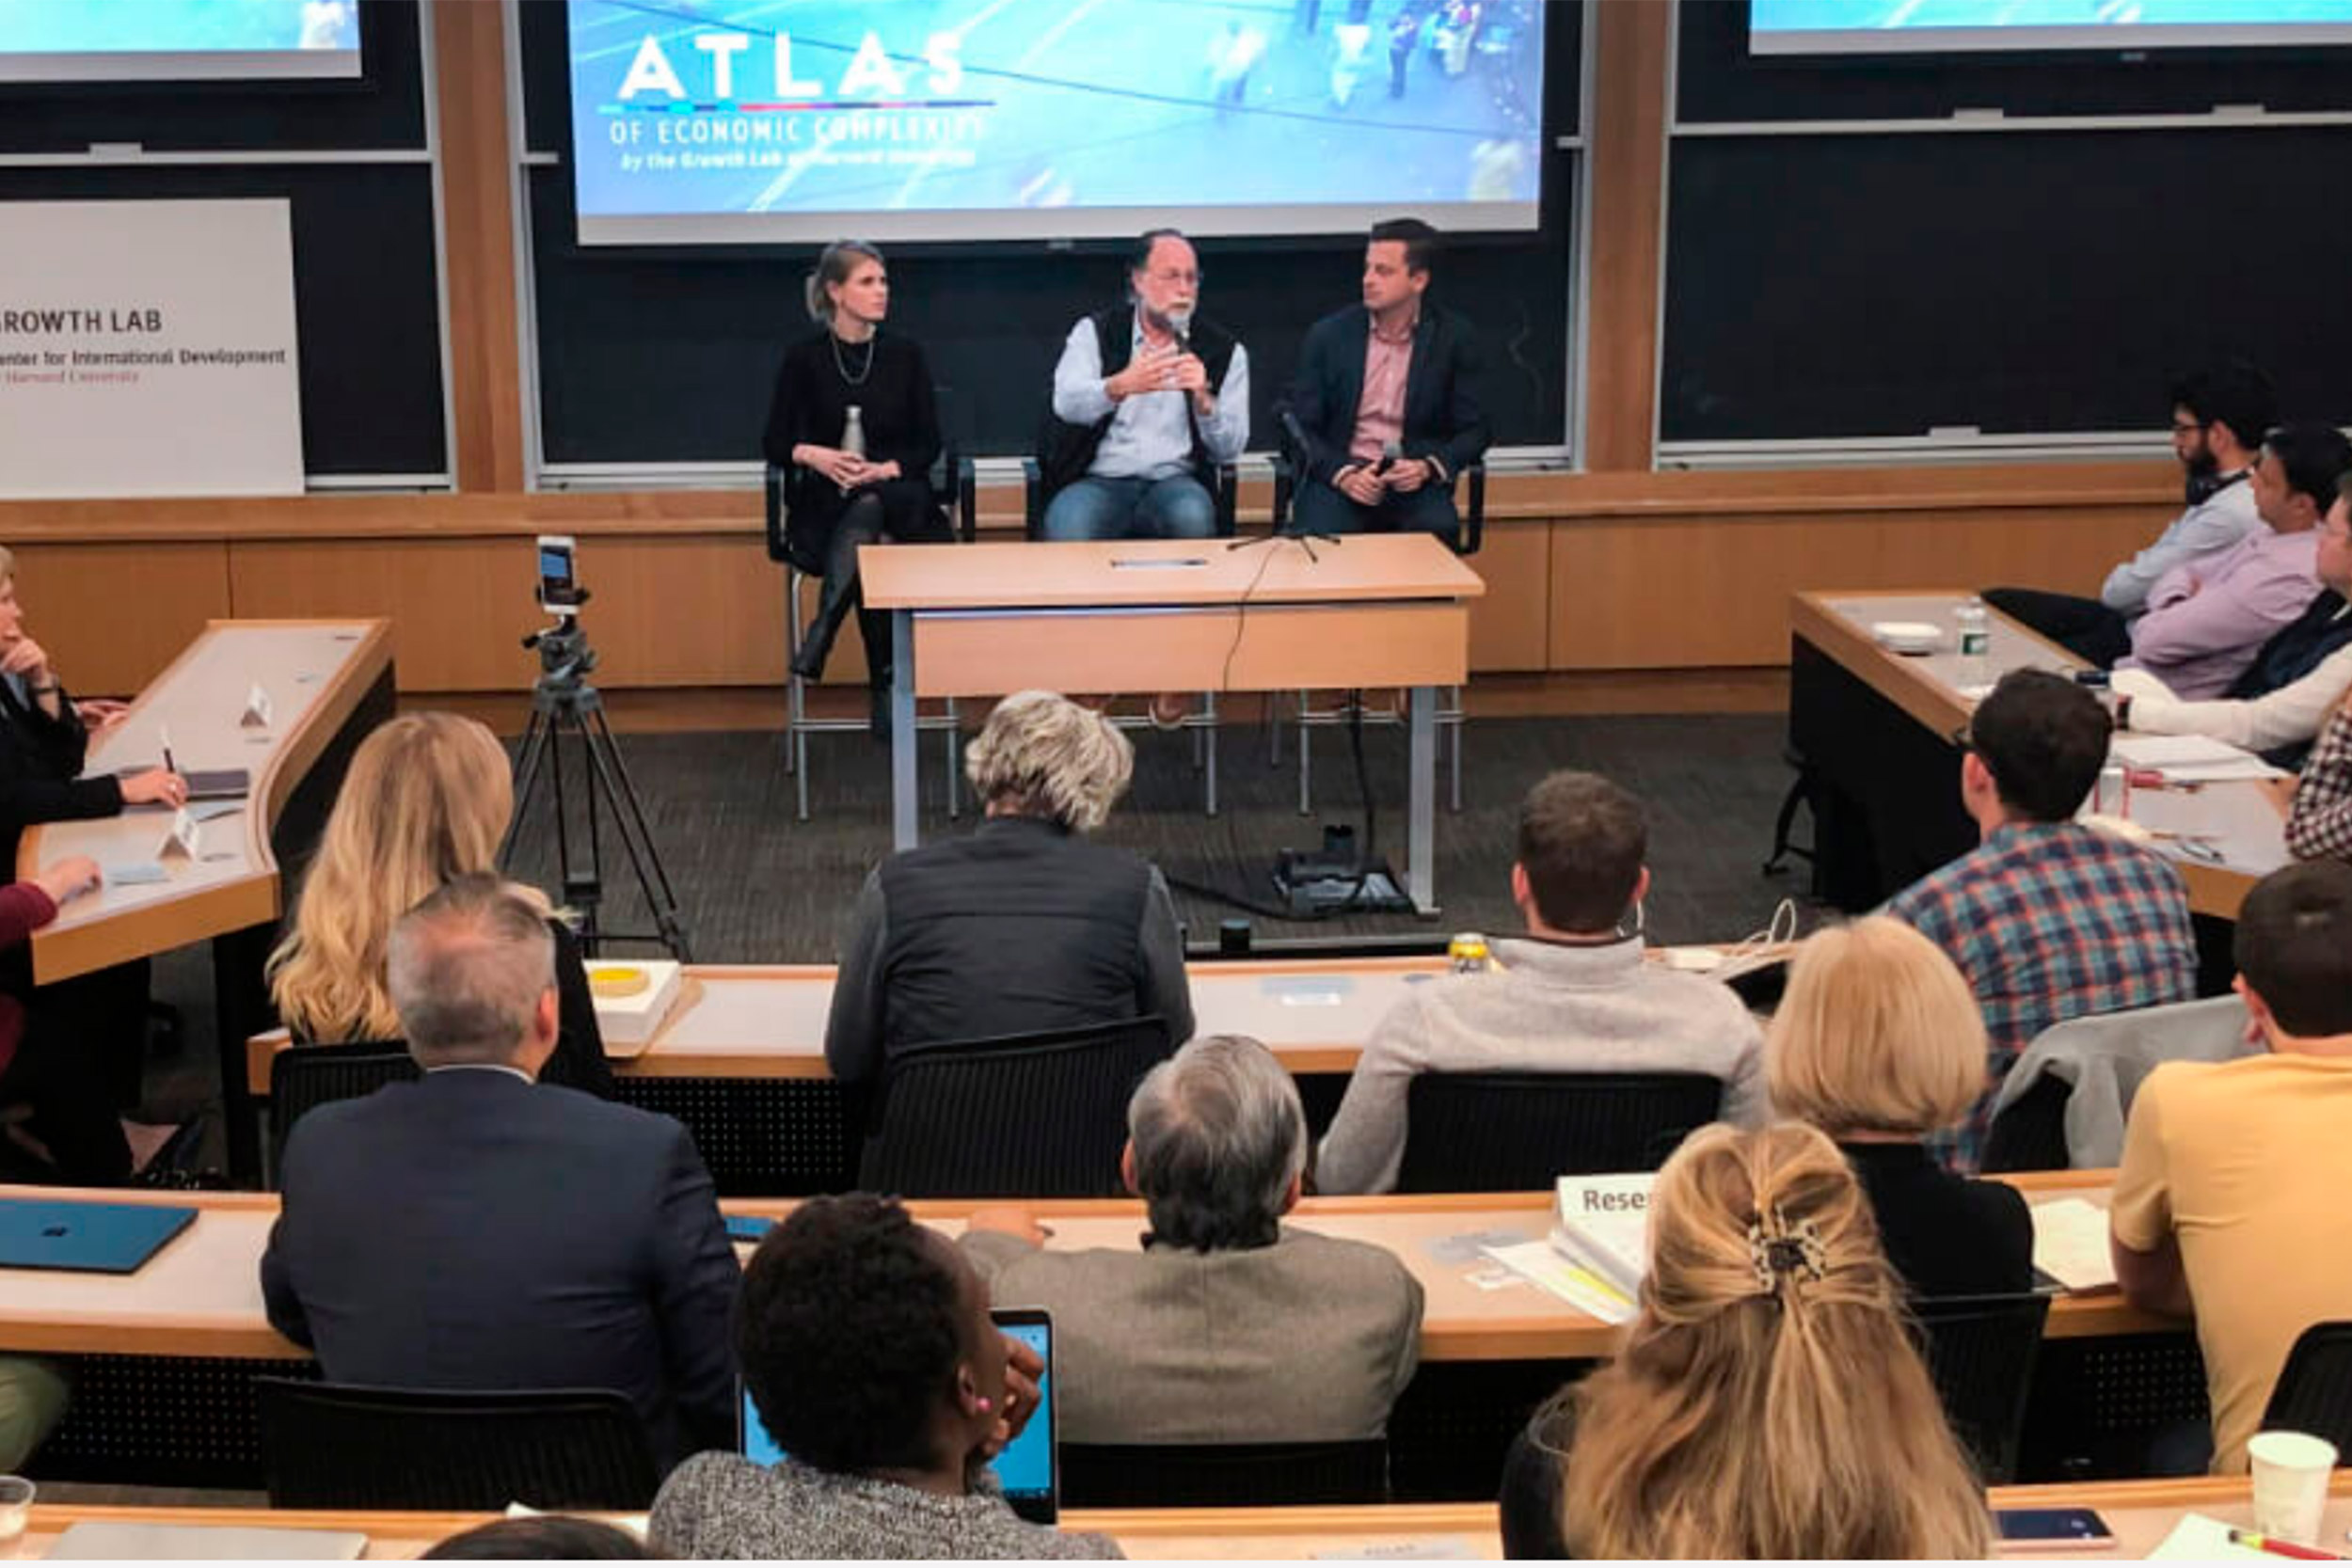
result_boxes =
[2249,1430,2337,1544]
[0,1475,32,1559]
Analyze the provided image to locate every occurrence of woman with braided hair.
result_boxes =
[1498,1122,1993,1559]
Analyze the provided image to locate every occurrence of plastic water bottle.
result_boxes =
[2091,762,2130,820]
[840,404,866,461]
[1955,596,1991,683]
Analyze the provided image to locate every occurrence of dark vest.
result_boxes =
[875,816,1155,1057]
[2231,590,2352,768]
[1038,307,1239,499]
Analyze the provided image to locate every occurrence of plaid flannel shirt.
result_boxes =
[1887,822,2198,1172]
[2285,705,2352,863]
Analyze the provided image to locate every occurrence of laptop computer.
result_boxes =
[739,1307,1058,1523]
[0,1198,197,1274]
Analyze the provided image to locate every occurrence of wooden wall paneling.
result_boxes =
[1466,521,1549,672]
[432,0,526,493]
[1548,502,2168,670]
[8,543,232,698]
[231,533,789,690]
[229,538,542,691]
[1581,0,1673,472]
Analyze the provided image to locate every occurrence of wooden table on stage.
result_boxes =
[1790,590,2280,917]
[18,620,394,1181]
[861,535,1486,913]
[0,1171,2165,1366]
[22,1474,2352,1559]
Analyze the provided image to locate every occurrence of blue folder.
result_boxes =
[0,1198,198,1274]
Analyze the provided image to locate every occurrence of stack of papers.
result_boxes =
[1549,1174,1653,1296]
[1479,1174,1656,1324]
[2110,734,2286,784]
[2030,1197,2119,1291]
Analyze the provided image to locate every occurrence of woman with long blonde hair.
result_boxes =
[1500,1122,1991,1560]
[267,713,612,1096]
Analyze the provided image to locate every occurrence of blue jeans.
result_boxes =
[1041,475,1217,541]
[1292,475,1460,544]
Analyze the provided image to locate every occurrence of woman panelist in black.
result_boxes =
[763,240,950,736]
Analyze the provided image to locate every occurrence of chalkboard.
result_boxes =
[1678,0,2352,124]
[1660,127,2352,445]
[1,0,444,479]
[0,164,447,477]
[519,1,1582,465]
[0,0,427,154]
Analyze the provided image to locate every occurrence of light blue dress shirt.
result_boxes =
[1050,310,1249,481]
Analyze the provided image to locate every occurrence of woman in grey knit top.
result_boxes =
[649,1195,1119,1561]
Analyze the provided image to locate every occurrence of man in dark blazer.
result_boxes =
[260,875,739,1471]
[1284,216,1488,543]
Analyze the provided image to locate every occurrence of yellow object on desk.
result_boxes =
[587,966,651,998]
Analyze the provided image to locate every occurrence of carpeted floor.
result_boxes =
[492,710,1815,959]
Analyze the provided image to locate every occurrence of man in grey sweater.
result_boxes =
[1316,770,1767,1195]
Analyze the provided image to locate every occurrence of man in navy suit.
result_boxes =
[260,875,738,1470]
[1284,217,1489,544]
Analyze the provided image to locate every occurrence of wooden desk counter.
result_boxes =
[1792,589,2280,917]
[20,619,393,985]
[0,1173,2166,1366]
[22,1475,2352,1560]
[245,949,1793,1095]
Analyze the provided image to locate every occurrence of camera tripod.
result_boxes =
[498,612,693,961]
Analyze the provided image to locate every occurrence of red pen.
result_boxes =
[2229,1529,2345,1560]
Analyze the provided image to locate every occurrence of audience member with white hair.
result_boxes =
[824,689,1193,1083]
[960,1034,1422,1445]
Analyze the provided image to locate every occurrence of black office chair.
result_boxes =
[1910,1292,2051,1485]
[267,1043,419,1187]
[1060,1439,1389,1507]
[1392,1071,1723,1193]
[610,1075,860,1196]
[1019,450,1238,816]
[257,1379,659,1511]
[764,388,979,822]
[1980,1072,2074,1173]
[1268,410,1486,814]
[860,1016,1173,1197]
[2260,1322,2352,1455]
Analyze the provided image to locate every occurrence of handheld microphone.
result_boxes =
[1167,309,1193,356]
[1376,438,1402,475]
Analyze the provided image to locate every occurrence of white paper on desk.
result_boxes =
[46,1521,367,1560]
[2110,734,2285,782]
[2160,758,2288,784]
[103,860,170,886]
[1312,1540,1479,1560]
[1481,1241,1636,1323]
[2030,1197,2118,1292]
[188,800,245,823]
[2143,1513,2272,1560]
